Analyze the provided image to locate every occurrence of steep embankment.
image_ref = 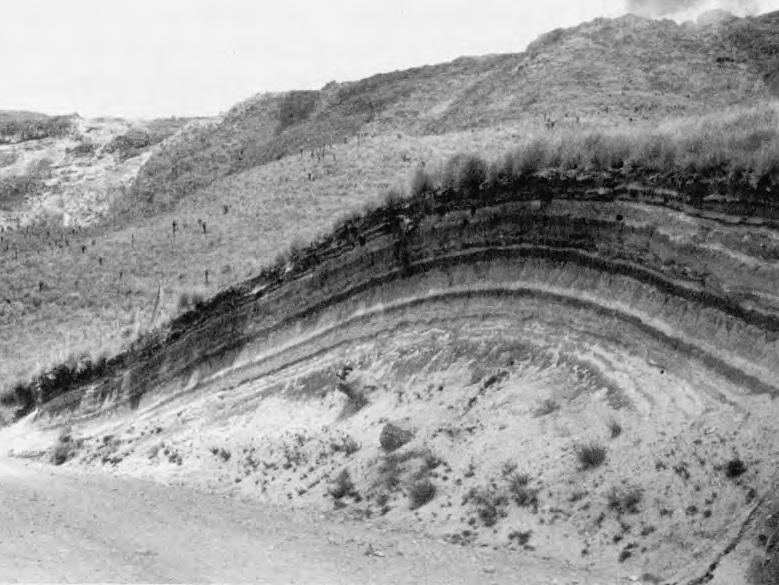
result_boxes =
[7,177,778,584]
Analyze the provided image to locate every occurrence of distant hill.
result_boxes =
[0,111,75,144]
[127,11,779,213]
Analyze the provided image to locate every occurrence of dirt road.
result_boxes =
[0,457,590,584]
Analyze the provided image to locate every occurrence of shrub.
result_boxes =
[423,451,443,471]
[606,486,643,514]
[331,435,360,455]
[465,486,509,527]
[336,381,368,415]
[457,154,488,196]
[507,473,540,510]
[608,418,623,438]
[439,153,488,197]
[379,423,414,452]
[508,530,533,546]
[725,458,747,478]
[506,138,548,177]
[576,442,607,470]
[0,175,44,209]
[535,398,560,417]
[382,187,405,209]
[0,115,72,143]
[176,290,205,313]
[329,469,359,500]
[409,167,434,197]
[51,429,77,465]
[408,479,436,509]
[51,443,73,465]
[105,129,154,161]
[69,141,97,157]
[0,382,37,419]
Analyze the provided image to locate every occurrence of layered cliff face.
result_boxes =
[7,178,775,583]
[4,10,779,415]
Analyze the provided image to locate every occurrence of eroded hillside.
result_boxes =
[0,112,194,227]
[4,167,778,583]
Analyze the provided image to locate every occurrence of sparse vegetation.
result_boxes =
[507,473,540,510]
[336,380,368,415]
[465,486,509,527]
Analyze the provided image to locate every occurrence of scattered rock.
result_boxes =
[379,423,414,452]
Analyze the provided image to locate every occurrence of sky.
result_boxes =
[1,0,778,119]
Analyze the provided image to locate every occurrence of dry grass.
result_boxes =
[416,102,779,199]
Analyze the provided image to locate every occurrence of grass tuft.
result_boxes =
[576,442,607,470]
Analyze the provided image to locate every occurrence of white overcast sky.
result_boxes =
[1,0,778,119]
